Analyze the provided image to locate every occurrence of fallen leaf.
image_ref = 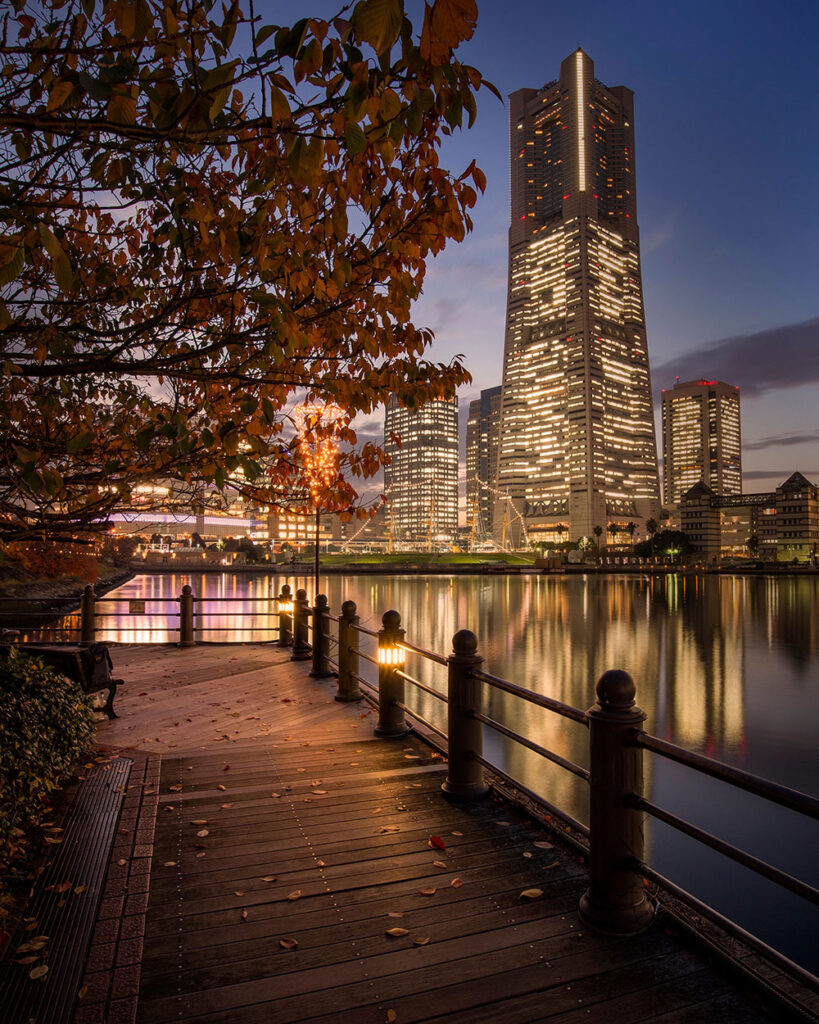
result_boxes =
[433,860,447,869]
[534,841,554,850]
[168,784,182,792]
[16,956,39,964]
[386,927,409,937]
[316,859,326,867]
[74,885,87,895]
[544,860,560,869]
[386,1012,397,1024]
[417,888,436,897]
[413,936,430,946]
[297,768,306,773]
[261,875,277,882]
[451,831,463,836]
[191,819,208,825]
[287,890,302,901]
[495,820,512,827]
[223,764,230,771]
[271,792,282,798]
[428,836,445,850]
[78,985,88,1000]
[378,825,400,834]
[54,881,72,894]
[241,909,248,920]
[234,890,245,897]
[29,964,48,980]
[310,779,322,786]
[279,937,299,950]
[450,877,464,888]
[523,852,533,859]
[312,790,327,795]
[217,784,227,791]
[117,859,127,866]
[220,803,234,809]
[520,888,543,900]
[387,912,404,919]
[196,829,209,838]
[196,852,206,859]
[163,861,177,868]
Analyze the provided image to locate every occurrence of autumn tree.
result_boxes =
[0,0,493,545]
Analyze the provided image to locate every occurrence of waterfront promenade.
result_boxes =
[27,642,790,1024]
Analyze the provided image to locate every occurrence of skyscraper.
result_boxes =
[466,386,502,542]
[662,379,742,504]
[383,396,458,548]
[495,49,660,547]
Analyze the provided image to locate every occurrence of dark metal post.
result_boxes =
[336,600,362,701]
[80,584,96,645]
[278,583,293,647]
[310,595,332,678]
[579,670,655,934]
[178,585,195,647]
[291,588,311,661]
[442,629,489,800]
[374,610,410,738]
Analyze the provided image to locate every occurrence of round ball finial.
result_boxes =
[341,600,357,617]
[596,669,636,710]
[182,584,192,595]
[452,629,478,656]
[281,583,292,596]
[382,609,401,631]
[316,593,328,608]
[296,588,307,600]
[84,583,95,594]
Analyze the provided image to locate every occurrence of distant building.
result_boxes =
[680,472,818,562]
[494,49,661,548]
[466,386,502,542]
[383,396,459,548]
[662,379,741,505]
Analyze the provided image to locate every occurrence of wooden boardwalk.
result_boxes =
[95,644,780,1024]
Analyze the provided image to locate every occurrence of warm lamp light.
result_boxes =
[377,644,405,667]
[278,599,294,615]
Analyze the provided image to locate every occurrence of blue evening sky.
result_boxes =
[351,0,819,496]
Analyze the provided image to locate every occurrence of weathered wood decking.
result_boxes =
[95,644,781,1024]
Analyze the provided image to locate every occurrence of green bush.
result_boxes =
[0,651,95,876]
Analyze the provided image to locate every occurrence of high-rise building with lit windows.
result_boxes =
[495,49,660,547]
[466,386,502,540]
[384,396,458,547]
[662,379,742,504]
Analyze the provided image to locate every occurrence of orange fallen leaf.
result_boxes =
[451,830,463,836]
[234,891,245,897]
[387,912,404,918]
[450,877,464,888]
[191,819,208,825]
[195,852,206,859]
[417,888,436,897]
[386,1012,397,1024]
[29,964,48,980]
[386,927,409,937]
[413,936,430,946]
[316,859,326,867]
[534,841,554,850]
[432,860,447,869]
[271,792,282,798]
[54,881,72,894]
[78,985,88,1000]
[241,909,248,920]
[279,937,299,950]
[261,875,277,882]
[217,784,227,791]
[312,790,327,795]
[287,890,302,901]
[168,784,182,792]
[221,803,234,809]
[74,885,87,895]
[544,860,560,869]
[196,829,209,838]
[16,956,38,965]
[163,861,176,868]
[520,888,543,900]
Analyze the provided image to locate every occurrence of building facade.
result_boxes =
[662,379,741,505]
[680,472,819,563]
[494,49,660,548]
[383,396,459,548]
[466,386,502,544]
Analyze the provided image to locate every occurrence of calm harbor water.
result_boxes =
[96,571,819,971]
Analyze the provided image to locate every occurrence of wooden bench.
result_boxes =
[3,642,123,718]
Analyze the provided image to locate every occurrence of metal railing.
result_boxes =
[16,584,818,997]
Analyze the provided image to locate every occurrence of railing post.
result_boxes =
[310,595,332,678]
[278,583,293,647]
[80,584,96,645]
[291,588,311,661]
[178,585,195,647]
[336,600,362,702]
[442,630,489,800]
[374,610,410,738]
[579,670,654,934]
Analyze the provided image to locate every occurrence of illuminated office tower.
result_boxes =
[495,49,660,546]
[466,386,502,540]
[384,396,458,547]
[662,379,742,504]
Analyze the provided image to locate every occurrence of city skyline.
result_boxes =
[349,0,819,502]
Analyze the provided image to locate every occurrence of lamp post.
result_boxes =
[293,403,344,600]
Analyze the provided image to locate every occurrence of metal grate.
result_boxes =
[0,756,132,1023]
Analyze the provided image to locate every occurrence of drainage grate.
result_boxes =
[0,756,132,1024]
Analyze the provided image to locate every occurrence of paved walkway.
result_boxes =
[63,644,787,1023]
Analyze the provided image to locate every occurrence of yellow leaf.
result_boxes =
[385,927,408,937]
[520,888,543,900]
[107,91,137,125]
[352,0,403,54]
[287,890,302,901]
[279,937,299,950]
[47,78,74,112]
[413,936,430,946]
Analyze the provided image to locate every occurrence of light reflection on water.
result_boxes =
[93,571,818,970]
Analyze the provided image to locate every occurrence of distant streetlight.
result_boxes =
[293,402,344,599]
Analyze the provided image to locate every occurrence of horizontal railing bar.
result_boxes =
[631,796,819,906]
[395,670,448,703]
[470,668,589,725]
[192,627,280,634]
[393,701,447,740]
[95,596,181,604]
[398,639,447,666]
[193,612,280,618]
[350,622,378,638]
[193,596,295,603]
[327,657,338,672]
[358,650,379,667]
[634,732,819,820]
[473,711,590,781]
[327,635,339,647]
[323,613,340,623]
[472,752,590,840]
[95,612,180,618]
[634,860,819,995]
